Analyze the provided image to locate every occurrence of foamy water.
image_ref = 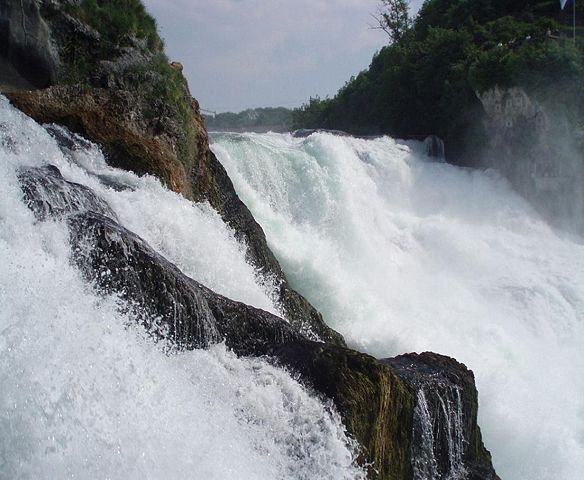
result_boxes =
[213,131,584,480]
[0,97,364,479]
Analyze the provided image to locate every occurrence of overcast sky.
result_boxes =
[142,0,424,113]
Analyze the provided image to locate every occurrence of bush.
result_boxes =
[67,0,162,53]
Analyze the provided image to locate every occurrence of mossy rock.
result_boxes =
[270,341,415,479]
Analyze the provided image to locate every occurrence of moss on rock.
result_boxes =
[271,341,415,479]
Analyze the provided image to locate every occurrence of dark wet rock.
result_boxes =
[2,0,343,346]
[270,341,416,480]
[0,0,58,89]
[18,164,116,221]
[67,211,304,356]
[382,353,500,480]
[17,162,305,355]
[45,124,95,153]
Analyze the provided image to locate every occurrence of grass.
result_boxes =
[65,0,162,52]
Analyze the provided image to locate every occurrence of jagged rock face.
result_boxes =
[0,0,58,89]
[382,353,500,480]
[270,341,416,480]
[1,0,341,344]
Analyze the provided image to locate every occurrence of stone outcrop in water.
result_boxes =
[270,341,416,480]
[18,164,117,221]
[383,353,500,480]
[1,0,340,345]
[18,161,499,479]
[18,164,303,355]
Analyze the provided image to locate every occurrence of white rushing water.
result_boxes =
[0,97,365,479]
[213,131,584,480]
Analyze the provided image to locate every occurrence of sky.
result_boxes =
[142,0,424,113]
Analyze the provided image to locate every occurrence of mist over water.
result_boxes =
[213,131,584,480]
[0,97,364,479]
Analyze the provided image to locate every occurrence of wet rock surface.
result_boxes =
[17,161,500,480]
[2,0,340,344]
[18,164,117,221]
[270,341,415,480]
[383,353,500,480]
[68,211,303,355]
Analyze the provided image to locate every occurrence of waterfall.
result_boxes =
[411,385,467,480]
[0,96,365,479]
[213,130,584,480]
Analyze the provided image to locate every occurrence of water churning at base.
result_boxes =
[0,97,364,480]
[213,131,584,480]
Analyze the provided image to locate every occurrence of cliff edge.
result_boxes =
[0,0,341,344]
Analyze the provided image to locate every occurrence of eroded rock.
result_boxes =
[383,353,500,480]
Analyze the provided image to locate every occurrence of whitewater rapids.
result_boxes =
[0,97,365,479]
[213,131,584,480]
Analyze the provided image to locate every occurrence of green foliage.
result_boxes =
[66,0,162,52]
[60,0,165,83]
[373,0,412,43]
[293,0,584,161]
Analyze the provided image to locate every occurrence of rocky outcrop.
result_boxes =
[271,341,415,480]
[18,156,499,479]
[18,164,117,221]
[68,210,305,355]
[19,164,304,355]
[7,86,193,193]
[383,353,499,480]
[0,0,58,89]
[1,0,340,344]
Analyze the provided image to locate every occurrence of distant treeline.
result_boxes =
[292,0,584,163]
[204,107,293,132]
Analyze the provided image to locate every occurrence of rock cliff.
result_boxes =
[0,0,340,343]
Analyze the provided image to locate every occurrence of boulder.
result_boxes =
[382,353,500,480]
[18,164,117,221]
[271,341,415,480]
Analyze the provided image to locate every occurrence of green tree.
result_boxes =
[373,0,411,43]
